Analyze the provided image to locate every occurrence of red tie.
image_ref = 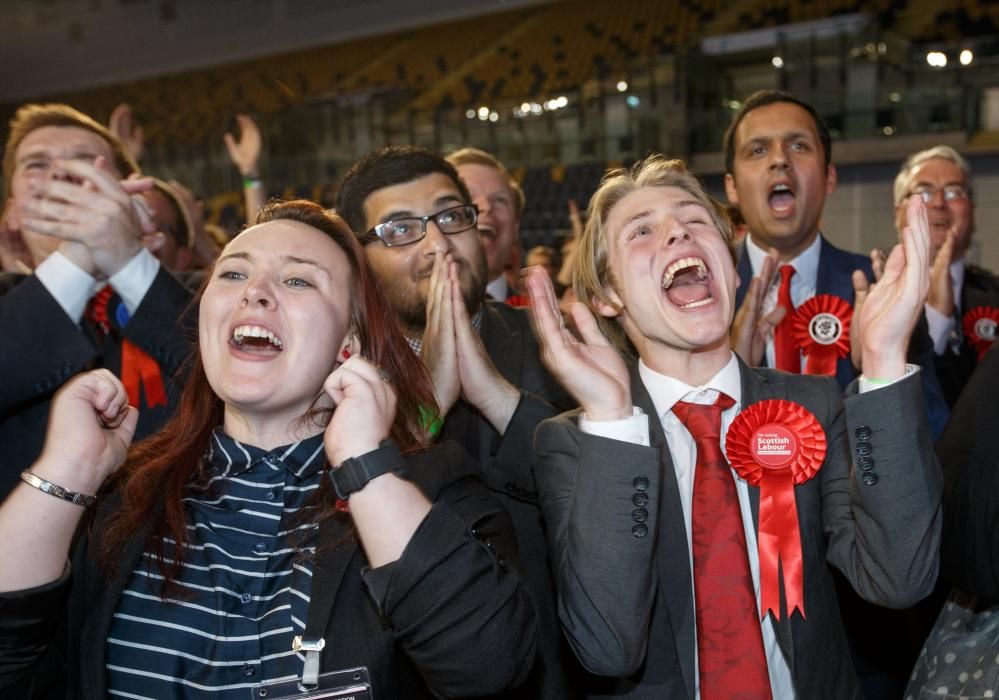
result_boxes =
[673,396,772,700]
[85,285,114,339]
[772,264,798,372]
[83,285,168,409]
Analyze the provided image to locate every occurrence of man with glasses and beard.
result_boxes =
[335,146,575,699]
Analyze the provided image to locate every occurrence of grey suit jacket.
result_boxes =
[534,360,942,699]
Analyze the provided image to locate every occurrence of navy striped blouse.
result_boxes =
[106,429,327,698]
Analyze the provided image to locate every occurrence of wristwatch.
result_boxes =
[329,440,405,500]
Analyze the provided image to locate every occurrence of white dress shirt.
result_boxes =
[924,258,965,355]
[745,233,822,372]
[33,248,161,325]
[486,274,510,302]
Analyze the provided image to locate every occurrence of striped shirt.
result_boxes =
[106,429,327,699]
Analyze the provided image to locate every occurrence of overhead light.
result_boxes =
[489,111,499,122]
[960,49,973,66]
[616,80,628,92]
[883,126,895,136]
[772,56,784,69]
[466,109,476,119]
[926,51,947,68]
[626,95,640,108]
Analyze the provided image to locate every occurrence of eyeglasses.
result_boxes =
[908,184,970,203]
[364,204,478,247]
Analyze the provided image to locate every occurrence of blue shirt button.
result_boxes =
[254,542,267,554]
[265,490,276,500]
[243,664,256,677]
[240,592,252,604]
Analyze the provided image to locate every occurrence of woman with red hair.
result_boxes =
[0,200,536,698]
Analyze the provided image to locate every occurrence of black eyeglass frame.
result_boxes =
[362,204,479,247]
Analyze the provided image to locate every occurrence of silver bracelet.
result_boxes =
[19,470,97,508]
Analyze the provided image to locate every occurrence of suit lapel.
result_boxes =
[737,361,796,673]
[631,365,697,698]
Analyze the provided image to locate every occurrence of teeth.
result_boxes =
[662,256,708,290]
[233,325,284,348]
[772,183,791,193]
[681,297,713,309]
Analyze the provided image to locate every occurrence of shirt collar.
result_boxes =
[745,231,822,288]
[638,352,743,423]
[486,275,509,301]
[206,429,327,478]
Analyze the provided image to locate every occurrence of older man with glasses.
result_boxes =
[894,145,999,406]
[335,145,576,699]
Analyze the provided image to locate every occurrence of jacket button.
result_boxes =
[855,426,872,441]
[857,456,875,471]
[861,472,879,486]
[633,476,650,492]
[855,442,873,456]
[632,507,648,523]
[632,492,649,507]
[632,523,648,538]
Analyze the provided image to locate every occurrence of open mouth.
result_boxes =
[769,182,795,215]
[477,225,497,241]
[231,324,284,354]
[662,256,713,309]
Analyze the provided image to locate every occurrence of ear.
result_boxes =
[724,172,739,205]
[825,164,838,195]
[175,247,194,271]
[336,333,362,364]
[592,287,623,319]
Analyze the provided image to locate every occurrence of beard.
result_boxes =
[381,247,489,334]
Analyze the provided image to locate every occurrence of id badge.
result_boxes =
[248,667,372,700]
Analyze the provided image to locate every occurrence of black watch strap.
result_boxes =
[329,440,404,500]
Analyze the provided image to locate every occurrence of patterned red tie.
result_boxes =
[673,395,772,700]
[772,264,799,372]
[85,285,114,339]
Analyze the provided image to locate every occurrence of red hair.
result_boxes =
[100,200,438,584]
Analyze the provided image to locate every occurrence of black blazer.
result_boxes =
[439,299,578,698]
[0,269,193,498]
[935,265,999,407]
[534,360,942,698]
[0,441,538,699]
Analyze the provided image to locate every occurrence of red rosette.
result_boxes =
[790,294,852,376]
[725,399,826,620]
[962,306,999,360]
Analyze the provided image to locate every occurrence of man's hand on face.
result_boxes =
[731,249,785,366]
[451,261,520,435]
[17,157,154,278]
[420,252,461,416]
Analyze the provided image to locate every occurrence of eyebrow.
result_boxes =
[217,251,331,276]
[380,195,464,223]
[17,149,101,164]
[618,199,709,230]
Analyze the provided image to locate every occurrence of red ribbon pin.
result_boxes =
[790,294,852,376]
[121,339,168,409]
[962,306,999,360]
[726,399,826,620]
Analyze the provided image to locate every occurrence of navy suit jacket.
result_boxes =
[735,236,949,437]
